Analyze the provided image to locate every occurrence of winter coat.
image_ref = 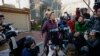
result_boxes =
[87,39,100,56]
[75,21,87,33]
[67,20,75,33]
[92,17,100,32]
[87,16,100,32]
[41,20,59,46]
[21,46,39,56]
[58,20,68,28]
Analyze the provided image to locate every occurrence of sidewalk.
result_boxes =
[15,31,44,56]
[16,31,42,44]
[15,31,65,56]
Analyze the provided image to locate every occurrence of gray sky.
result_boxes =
[0,0,30,8]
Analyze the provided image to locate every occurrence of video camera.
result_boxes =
[3,24,12,31]
[0,31,17,45]
[5,31,17,39]
[3,24,17,39]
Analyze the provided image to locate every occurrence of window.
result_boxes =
[4,0,16,5]
[0,0,3,5]
[0,0,30,8]
[20,0,30,8]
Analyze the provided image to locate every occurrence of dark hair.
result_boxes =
[78,16,84,19]
[0,15,4,17]
[64,12,67,14]
[24,36,36,48]
[95,32,100,39]
[60,16,64,20]
[47,9,50,11]
[66,43,78,56]
[93,2,100,12]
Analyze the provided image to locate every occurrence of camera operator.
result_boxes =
[92,2,100,33]
[0,13,10,56]
[21,36,40,56]
[86,2,100,56]
[87,2,100,33]
[0,13,17,56]
[87,30,100,56]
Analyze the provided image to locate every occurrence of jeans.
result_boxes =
[0,49,10,56]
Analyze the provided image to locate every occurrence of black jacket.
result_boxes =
[87,39,100,56]
[87,17,100,32]
[92,17,100,32]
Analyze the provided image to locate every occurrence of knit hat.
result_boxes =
[24,35,36,48]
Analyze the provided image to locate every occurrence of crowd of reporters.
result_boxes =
[41,2,100,56]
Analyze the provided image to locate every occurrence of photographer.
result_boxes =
[92,2,100,33]
[0,13,10,56]
[0,13,17,56]
[88,2,100,33]
[87,30,100,56]
[21,36,39,56]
